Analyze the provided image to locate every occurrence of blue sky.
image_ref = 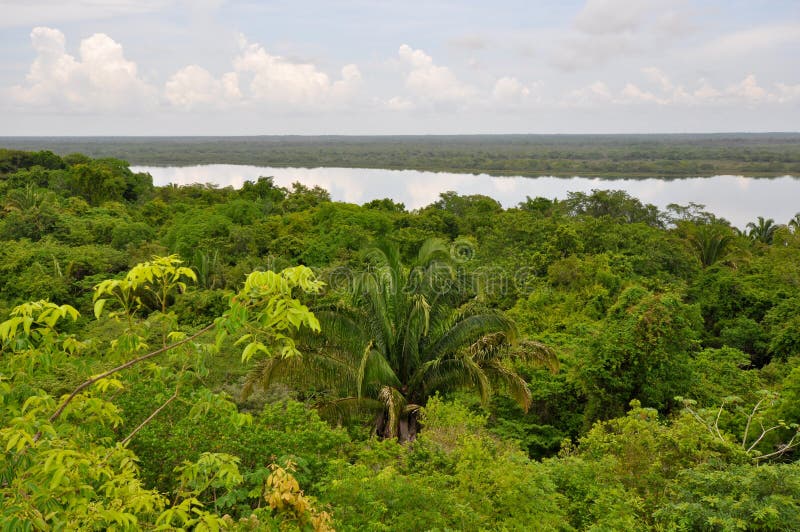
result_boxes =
[1,0,799,134]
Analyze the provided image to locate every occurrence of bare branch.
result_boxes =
[747,422,783,453]
[754,431,800,462]
[742,397,766,448]
[120,387,180,447]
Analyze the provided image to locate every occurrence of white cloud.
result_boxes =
[8,26,156,112]
[492,77,542,106]
[692,79,720,102]
[642,66,672,92]
[164,35,362,111]
[562,81,613,106]
[233,37,361,107]
[619,83,665,104]
[774,83,800,104]
[725,75,768,104]
[164,65,241,109]
[396,44,476,107]
[385,96,415,111]
[493,77,528,102]
[568,71,800,108]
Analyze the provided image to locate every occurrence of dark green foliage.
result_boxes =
[655,463,800,530]
[580,287,701,423]
[319,398,570,530]
[564,189,664,227]
[6,133,800,177]
[120,389,350,497]
[281,182,331,213]
[64,159,152,205]
[747,216,779,244]
[3,149,800,529]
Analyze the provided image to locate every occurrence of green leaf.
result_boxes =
[94,298,107,320]
[49,467,66,490]
[241,341,267,363]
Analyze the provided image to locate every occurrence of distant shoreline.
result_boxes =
[3,133,800,179]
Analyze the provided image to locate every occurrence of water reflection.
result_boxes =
[131,165,799,229]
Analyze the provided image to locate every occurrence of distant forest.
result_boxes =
[2,133,800,178]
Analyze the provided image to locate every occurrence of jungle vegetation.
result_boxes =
[3,133,800,178]
[2,149,800,530]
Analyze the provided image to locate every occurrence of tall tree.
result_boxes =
[746,216,778,244]
[245,239,557,441]
[686,223,736,268]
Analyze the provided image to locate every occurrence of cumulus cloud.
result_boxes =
[726,75,768,104]
[774,83,800,104]
[395,44,476,107]
[620,83,665,104]
[8,26,156,112]
[491,77,543,107]
[386,96,415,111]
[492,77,529,101]
[562,81,613,106]
[573,70,800,108]
[164,66,241,109]
[162,35,362,111]
[8,27,362,113]
[232,36,361,108]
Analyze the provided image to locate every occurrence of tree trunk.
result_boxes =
[375,409,420,442]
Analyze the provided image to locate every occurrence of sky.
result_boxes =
[1,0,799,135]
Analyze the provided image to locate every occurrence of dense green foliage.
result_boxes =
[2,150,800,530]
[4,132,800,177]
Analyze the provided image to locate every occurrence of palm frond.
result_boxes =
[515,340,560,373]
[459,353,492,406]
[429,311,518,360]
[483,360,532,412]
[311,308,374,359]
[469,331,511,358]
[243,348,357,399]
[415,237,450,267]
[409,355,491,406]
[315,396,385,426]
[362,349,401,393]
[356,341,373,399]
[354,274,395,354]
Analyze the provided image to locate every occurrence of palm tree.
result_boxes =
[746,216,778,244]
[244,239,557,441]
[688,224,735,268]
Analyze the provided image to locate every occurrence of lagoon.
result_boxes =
[131,165,800,229]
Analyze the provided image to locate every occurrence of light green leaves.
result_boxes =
[93,254,198,319]
[220,266,323,366]
[0,301,79,342]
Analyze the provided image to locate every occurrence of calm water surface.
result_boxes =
[131,165,800,229]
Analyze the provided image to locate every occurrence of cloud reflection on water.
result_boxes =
[131,164,799,229]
